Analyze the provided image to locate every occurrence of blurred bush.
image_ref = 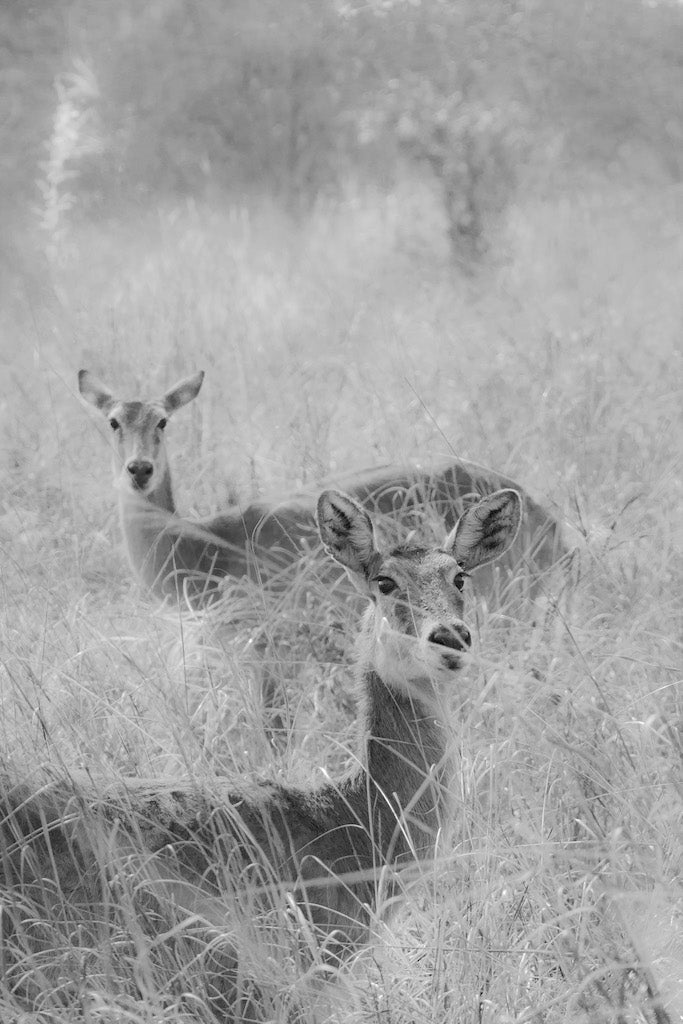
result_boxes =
[1,0,682,267]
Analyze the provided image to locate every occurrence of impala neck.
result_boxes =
[355,665,451,861]
[117,464,179,599]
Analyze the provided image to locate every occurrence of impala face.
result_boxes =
[317,486,522,692]
[368,544,473,680]
[102,399,170,493]
[78,369,204,496]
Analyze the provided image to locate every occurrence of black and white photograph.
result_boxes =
[1,2,681,1021]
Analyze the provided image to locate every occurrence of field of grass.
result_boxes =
[0,178,681,1022]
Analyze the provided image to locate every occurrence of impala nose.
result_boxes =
[126,459,154,489]
[428,624,472,652]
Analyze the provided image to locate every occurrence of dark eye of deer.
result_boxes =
[158,418,167,430]
[376,576,398,596]
[109,418,120,431]
[453,572,468,592]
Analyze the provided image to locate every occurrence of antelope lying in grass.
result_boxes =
[78,369,565,613]
[0,487,521,1020]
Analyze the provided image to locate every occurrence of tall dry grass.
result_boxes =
[0,179,681,1021]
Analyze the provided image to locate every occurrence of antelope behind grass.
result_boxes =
[78,369,566,614]
[0,487,521,1020]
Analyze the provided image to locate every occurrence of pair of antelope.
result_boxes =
[76,368,564,607]
[0,371,566,1021]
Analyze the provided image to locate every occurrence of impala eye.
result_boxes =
[158,418,167,430]
[376,576,398,596]
[109,417,120,431]
[453,572,469,592]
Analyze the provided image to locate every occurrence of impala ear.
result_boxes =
[162,371,205,414]
[78,370,116,414]
[317,490,381,582]
[446,489,522,572]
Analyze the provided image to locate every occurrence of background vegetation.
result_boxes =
[0,0,681,1020]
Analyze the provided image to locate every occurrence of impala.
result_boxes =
[1,487,521,1020]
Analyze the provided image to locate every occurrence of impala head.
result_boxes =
[78,370,204,496]
[317,487,522,692]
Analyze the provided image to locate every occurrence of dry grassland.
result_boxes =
[0,182,681,1022]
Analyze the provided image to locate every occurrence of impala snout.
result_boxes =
[126,458,154,490]
[428,623,472,653]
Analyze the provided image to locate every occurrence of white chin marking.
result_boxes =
[374,631,466,686]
